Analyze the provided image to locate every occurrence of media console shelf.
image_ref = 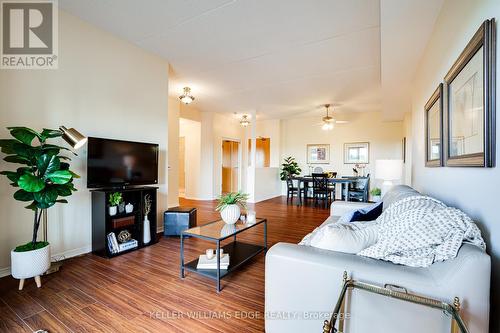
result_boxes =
[91,186,158,258]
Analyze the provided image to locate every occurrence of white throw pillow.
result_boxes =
[309,222,378,253]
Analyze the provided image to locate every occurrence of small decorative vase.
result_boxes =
[220,204,240,225]
[109,206,117,216]
[143,216,151,244]
[125,203,133,213]
[11,244,50,290]
[118,202,125,213]
[246,210,256,224]
[372,195,381,202]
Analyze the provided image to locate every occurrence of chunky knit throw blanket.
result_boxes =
[358,196,485,267]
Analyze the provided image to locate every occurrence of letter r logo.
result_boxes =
[2,1,53,54]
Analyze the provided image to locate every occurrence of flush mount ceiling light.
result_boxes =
[240,115,250,127]
[321,104,335,130]
[179,87,195,104]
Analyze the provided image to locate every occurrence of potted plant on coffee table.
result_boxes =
[216,191,249,225]
[0,127,80,290]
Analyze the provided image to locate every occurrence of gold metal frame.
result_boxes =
[323,271,468,333]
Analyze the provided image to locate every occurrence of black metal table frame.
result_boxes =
[295,177,354,204]
[180,218,267,292]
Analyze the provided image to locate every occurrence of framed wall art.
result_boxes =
[425,84,444,167]
[307,144,330,164]
[444,19,496,167]
[344,142,369,164]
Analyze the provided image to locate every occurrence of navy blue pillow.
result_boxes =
[350,202,383,222]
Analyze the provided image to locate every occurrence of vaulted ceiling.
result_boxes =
[60,0,443,120]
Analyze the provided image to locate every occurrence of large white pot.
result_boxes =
[11,244,50,279]
[220,204,241,225]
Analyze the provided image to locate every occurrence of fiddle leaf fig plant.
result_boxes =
[280,156,301,181]
[0,127,79,251]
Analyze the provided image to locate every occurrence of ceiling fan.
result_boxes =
[320,104,348,130]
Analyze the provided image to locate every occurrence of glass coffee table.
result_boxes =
[180,218,267,292]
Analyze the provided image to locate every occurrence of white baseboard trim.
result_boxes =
[182,196,216,201]
[0,244,92,278]
[0,266,10,278]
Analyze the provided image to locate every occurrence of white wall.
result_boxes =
[179,118,201,200]
[168,97,180,208]
[253,167,281,202]
[0,11,169,276]
[410,0,499,328]
[281,112,404,185]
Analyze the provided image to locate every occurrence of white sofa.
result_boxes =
[265,185,490,333]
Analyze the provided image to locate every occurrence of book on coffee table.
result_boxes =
[196,254,230,270]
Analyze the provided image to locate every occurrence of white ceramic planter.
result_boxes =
[11,244,50,280]
[109,206,117,216]
[220,204,241,225]
[372,195,381,202]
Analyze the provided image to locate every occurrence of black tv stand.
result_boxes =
[91,186,158,258]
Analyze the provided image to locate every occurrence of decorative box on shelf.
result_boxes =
[111,215,135,229]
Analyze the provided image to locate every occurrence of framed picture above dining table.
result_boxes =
[306,144,330,164]
[344,142,369,164]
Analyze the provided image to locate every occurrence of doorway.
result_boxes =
[222,140,240,194]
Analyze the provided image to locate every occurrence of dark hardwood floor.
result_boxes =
[0,196,329,333]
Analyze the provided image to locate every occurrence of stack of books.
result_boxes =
[196,253,230,270]
[107,232,138,254]
[119,239,138,252]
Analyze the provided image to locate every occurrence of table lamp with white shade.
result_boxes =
[375,159,403,197]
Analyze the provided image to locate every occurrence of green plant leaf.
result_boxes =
[37,154,60,175]
[13,189,34,201]
[18,173,45,192]
[4,155,30,165]
[45,170,72,184]
[0,139,18,154]
[0,171,20,183]
[60,162,70,170]
[7,127,40,145]
[40,128,62,141]
[36,200,55,209]
[25,201,37,210]
[34,187,58,204]
[55,184,73,196]
[69,170,80,178]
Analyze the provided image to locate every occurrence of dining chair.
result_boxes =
[313,166,324,173]
[286,176,304,205]
[345,176,370,202]
[312,173,334,208]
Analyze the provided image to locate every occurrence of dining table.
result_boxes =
[292,175,354,203]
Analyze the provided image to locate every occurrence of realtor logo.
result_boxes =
[1,0,58,69]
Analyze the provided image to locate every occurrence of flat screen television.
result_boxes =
[87,137,159,188]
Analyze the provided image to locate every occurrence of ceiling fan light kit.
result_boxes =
[321,104,335,131]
